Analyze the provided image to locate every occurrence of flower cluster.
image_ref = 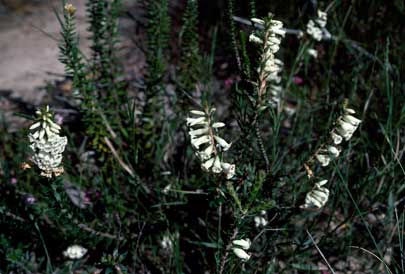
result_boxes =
[306,10,328,41]
[303,179,330,208]
[315,107,361,166]
[232,238,251,261]
[303,105,361,209]
[249,17,286,108]
[63,245,87,260]
[254,210,268,227]
[186,108,235,179]
[28,106,68,178]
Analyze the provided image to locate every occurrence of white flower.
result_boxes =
[303,180,330,208]
[306,20,323,41]
[249,33,263,44]
[306,10,329,41]
[307,48,318,58]
[232,238,251,250]
[254,216,268,227]
[232,248,251,261]
[162,183,171,194]
[336,119,359,141]
[191,135,211,150]
[187,107,235,178]
[316,10,328,28]
[342,114,361,126]
[197,144,215,160]
[327,145,340,158]
[212,156,222,173]
[214,135,232,151]
[315,153,331,166]
[190,110,206,116]
[251,18,264,25]
[201,157,215,171]
[28,106,67,177]
[270,20,286,37]
[221,162,236,179]
[186,116,207,127]
[63,245,87,259]
[331,131,343,145]
[212,122,226,128]
[189,127,209,137]
[161,235,173,250]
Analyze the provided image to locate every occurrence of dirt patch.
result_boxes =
[0,0,90,103]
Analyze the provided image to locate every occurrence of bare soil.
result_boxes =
[0,0,90,103]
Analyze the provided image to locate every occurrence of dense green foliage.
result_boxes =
[0,0,404,273]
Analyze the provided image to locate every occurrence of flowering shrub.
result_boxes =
[0,0,403,273]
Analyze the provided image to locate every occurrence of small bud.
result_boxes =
[64,3,76,16]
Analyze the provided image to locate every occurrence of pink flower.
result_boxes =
[224,78,234,89]
[25,195,36,205]
[55,114,64,125]
[10,178,17,184]
[293,76,304,85]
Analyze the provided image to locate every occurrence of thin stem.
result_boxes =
[218,226,239,274]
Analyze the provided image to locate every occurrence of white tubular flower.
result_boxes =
[307,48,318,58]
[214,135,232,151]
[329,106,361,142]
[249,33,263,44]
[212,156,223,173]
[232,248,251,261]
[232,238,251,250]
[315,153,331,167]
[190,110,206,116]
[201,157,215,171]
[331,131,343,145]
[191,135,211,150]
[270,20,286,37]
[315,10,328,27]
[306,20,323,41]
[303,179,330,208]
[221,162,236,179]
[187,108,235,179]
[306,10,329,41]
[327,145,340,158]
[336,118,359,141]
[251,18,264,25]
[250,16,285,110]
[28,105,67,178]
[342,113,361,126]
[186,116,207,127]
[232,238,251,261]
[254,216,268,227]
[63,245,87,260]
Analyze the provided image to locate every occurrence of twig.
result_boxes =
[104,137,135,177]
[219,227,239,274]
[233,15,385,67]
[350,246,393,274]
[306,230,336,274]
[255,124,270,173]
[232,15,304,36]
[78,223,125,240]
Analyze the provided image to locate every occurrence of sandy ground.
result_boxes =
[0,0,90,103]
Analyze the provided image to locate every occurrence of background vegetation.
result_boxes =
[0,0,404,273]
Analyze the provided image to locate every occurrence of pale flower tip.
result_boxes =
[63,245,87,260]
[190,110,206,116]
[232,247,251,261]
[64,3,76,15]
[29,122,41,130]
[232,238,251,250]
[212,122,226,128]
[251,18,264,25]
